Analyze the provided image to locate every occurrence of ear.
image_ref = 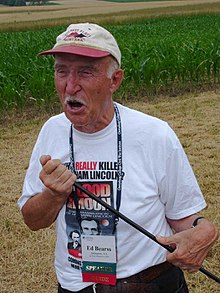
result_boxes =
[110,69,124,94]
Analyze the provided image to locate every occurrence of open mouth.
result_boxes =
[67,100,83,109]
[65,97,85,110]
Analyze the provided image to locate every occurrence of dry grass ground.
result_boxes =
[0,90,219,292]
[0,0,220,31]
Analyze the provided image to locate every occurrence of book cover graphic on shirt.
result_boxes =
[65,180,115,271]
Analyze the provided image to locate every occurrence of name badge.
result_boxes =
[81,235,117,285]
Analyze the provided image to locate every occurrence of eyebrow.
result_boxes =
[79,64,99,71]
[54,63,66,70]
[54,63,99,71]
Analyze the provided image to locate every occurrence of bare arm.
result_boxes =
[21,155,76,231]
[156,214,219,272]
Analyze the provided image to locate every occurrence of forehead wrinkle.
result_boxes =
[54,53,112,66]
[54,58,103,74]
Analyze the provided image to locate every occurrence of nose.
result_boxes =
[65,72,81,95]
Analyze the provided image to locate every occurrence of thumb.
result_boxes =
[156,235,177,250]
[40,155,52,167]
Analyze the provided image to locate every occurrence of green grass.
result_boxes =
[113,14,220,98]
[0,13,219,111]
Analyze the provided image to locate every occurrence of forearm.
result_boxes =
[167,214,205,232]
[167,214,219,240]
[21,155,76,230]
[21,188,67,231]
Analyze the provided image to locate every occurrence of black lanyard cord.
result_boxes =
[113,103,124,212]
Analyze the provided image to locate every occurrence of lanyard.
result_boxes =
[113,103,123,212]
[69,103,124,229]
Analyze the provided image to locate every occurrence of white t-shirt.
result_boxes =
[18,103,206,291]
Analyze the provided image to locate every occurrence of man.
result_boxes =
[18,23,219,293]
[68,230,81,250]
[68,230,82,259]
[81,219,100,235]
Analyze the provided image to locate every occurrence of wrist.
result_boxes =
[44,187,69,202]
[191,217,219,243]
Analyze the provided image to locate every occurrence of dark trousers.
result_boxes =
[58,265,189,293]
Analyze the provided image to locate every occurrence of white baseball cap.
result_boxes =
[39,23,121,66]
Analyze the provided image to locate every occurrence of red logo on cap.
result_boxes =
[65,32,87,40]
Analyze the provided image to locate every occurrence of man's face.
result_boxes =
[54,53,123,133]
[72,232,80,243]
[81,220,99,235]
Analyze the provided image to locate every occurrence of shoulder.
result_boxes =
[116,103,181,155]
[116,102,172,138]
[42,112,70,129]
[39,113,70,136]
[33,113,71,150]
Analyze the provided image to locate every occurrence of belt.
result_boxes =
[118,261,173,283]
[58,262,173,293]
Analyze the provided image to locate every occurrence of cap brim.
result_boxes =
[38,45,111,58]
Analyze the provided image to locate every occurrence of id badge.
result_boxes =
[81,235,117,285]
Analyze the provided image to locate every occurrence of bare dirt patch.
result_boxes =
[0,90,219,292]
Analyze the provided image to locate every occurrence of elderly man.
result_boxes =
[18,23,219,293]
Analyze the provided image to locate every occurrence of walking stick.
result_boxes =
[74,182,220,284]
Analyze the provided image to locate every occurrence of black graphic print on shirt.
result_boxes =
[65,160,120,271]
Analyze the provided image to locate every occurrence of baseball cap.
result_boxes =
[39,23,121,66]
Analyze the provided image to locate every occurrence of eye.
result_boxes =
[55,67,68,78]
[78,68,94,78]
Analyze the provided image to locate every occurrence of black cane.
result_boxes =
[74,182,220,284]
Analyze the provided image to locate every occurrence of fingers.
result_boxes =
[172,259,201,272]
[39,155,76,197]
[156,235,173,245]
[156,235,176,250]
[178,266,200,273]
[156,233,204,272]
[40,155,62,175]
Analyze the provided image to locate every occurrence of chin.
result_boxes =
[65,113,86,129]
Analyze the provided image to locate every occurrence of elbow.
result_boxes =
[24,219,41,231]
[199,219,220,246]
[212,225,220,242]
[204,219,220,241]
[23,216,51,231]
[22,213,41,231]
[21,206,49,231]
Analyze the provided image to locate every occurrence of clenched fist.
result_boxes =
[40,155,77,198]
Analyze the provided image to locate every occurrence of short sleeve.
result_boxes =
[17,132,45,210]
[158,126,206,219]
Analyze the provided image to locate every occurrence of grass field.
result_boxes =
[0,90,219,293]
[0,0,219,292]
[1,13,220,111]
[0,0,220,31]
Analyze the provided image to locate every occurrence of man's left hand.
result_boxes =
[156,218,219,272]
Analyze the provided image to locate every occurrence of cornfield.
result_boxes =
[0,13,219,110]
